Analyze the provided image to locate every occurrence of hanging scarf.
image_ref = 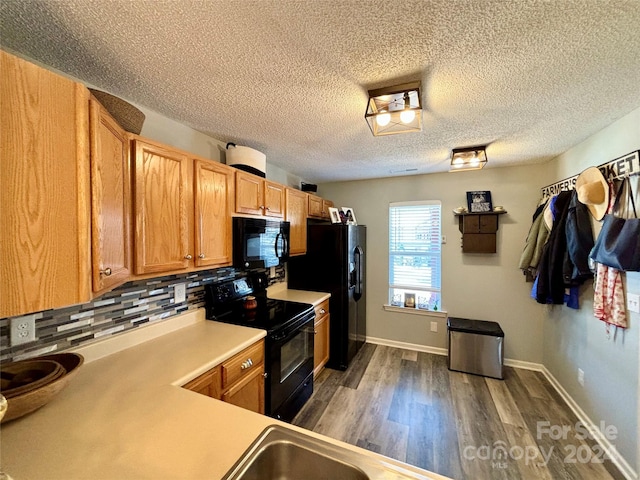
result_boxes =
[593,180,627,331]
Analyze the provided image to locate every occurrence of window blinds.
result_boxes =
[389,201,442,294]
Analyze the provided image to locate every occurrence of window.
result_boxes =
[389,201,442,311]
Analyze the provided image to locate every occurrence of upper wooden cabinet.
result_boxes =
[132,138,191,274]
[132,137,235,275]
[235,170,284,218]
[308,194,333,219]
[89,97,131,294]
[308,194,324,218]
[193,160,234,268]
[285,188,308,256]
[1,51,92,318]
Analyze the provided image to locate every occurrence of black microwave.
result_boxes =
[233,217,290,269]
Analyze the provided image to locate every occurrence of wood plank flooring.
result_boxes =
[293,344,625,480]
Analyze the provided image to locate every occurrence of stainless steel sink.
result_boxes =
[222,425,441,480]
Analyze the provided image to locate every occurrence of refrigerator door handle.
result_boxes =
[354,245,364,300]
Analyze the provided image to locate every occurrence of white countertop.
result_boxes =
[266,283,330,305]
[0,306,447,480]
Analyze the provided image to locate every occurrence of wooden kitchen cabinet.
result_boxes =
[183,339,265,414]
[89,97,132,295]
[457,212,505,253]
[285,188,308,256]
[235,170,284,218]
[313,299,330,378]
[321,199,334,218]
[1,50,92,318]
[308,194,334,219]
[132,138,191,274]
[308,194,324,218]
[193,159,234,268]
[132,137,235,275]
[183,365,221,399]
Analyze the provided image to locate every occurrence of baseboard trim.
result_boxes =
[365,336,448,356]
[364,336,637,480]
[541,366,637,480]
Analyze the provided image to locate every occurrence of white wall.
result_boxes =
[543,107,640,473]
[318,163,551,363]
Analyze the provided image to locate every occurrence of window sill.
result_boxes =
[382,305,448,318]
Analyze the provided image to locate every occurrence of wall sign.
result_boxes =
[541,150,639,199]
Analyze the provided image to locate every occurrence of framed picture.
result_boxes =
[328,207,341,224]
[404,293,416,308]
[341,207,357,225]
[466,191,493,213]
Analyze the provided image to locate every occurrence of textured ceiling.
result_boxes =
[2,1,640,183]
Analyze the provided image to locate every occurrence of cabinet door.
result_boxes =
[1,51,91,318]
[194,160,234,268]
[235,170,264,215]
[89,98,131,294]
[308,195,323,218]
[183,366,221,399]
[264,181,285,218]
[285,188,308,256]
[321,199,334,219]
[133,139,191,274]
[222,367,265,414]
[314,314,330,378]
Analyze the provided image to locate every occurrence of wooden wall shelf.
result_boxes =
[455,211,506,253]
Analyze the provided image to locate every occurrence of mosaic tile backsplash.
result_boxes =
[0,265,286,363]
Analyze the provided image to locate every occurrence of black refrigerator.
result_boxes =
[288,224,366,370]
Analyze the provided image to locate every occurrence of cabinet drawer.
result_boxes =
[221,340,264,390]
[314,299,330,324]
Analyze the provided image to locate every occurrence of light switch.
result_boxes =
[627,293,640,313]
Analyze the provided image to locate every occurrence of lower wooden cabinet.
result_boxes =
[182,339,265,415]
[313,299,330,378]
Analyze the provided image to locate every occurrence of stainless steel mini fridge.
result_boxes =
[447,317,504,379]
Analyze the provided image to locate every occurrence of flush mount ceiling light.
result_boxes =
[365,82,422,136]
[450,146,488,172]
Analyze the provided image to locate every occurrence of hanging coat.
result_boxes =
[563,190,594,285]
[536,190,572,304]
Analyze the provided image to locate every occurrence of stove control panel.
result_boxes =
[210,278,254,303]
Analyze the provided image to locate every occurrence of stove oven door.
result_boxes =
[267,316,314,421]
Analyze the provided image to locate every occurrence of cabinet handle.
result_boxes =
[259,205,265,210]
[198,253,205,259]
[314,330,317,335]
[319,309,326,314]
[100,267,112,276]
[184,254,193,260]
[262,372,268,378]
[241,358,253,370]
[265,206,270,211]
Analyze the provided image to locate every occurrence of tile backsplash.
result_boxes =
[0,264,285,363]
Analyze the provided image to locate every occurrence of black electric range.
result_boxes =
[204,276,315,422]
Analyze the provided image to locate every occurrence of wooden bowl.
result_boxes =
[1,353,84,423]
[1,359,66,399]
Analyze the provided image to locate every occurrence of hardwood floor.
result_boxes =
[293,343,625,480]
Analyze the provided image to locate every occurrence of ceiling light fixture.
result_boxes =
[365,82,422,136]
[450,146,488,172]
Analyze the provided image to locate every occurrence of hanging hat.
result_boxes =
[575,167,608,220]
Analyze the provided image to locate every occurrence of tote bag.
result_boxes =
[590,177,640,271]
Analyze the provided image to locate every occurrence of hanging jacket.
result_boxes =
[563,190,594,285]
[536,190,572,304]
[519,200,550,271]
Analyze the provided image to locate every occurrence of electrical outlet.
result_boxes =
[627,293,640,313]
[578,368,585,386]
[174,283,186,303]
[430,321,438,332]
[10,315,37,346]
